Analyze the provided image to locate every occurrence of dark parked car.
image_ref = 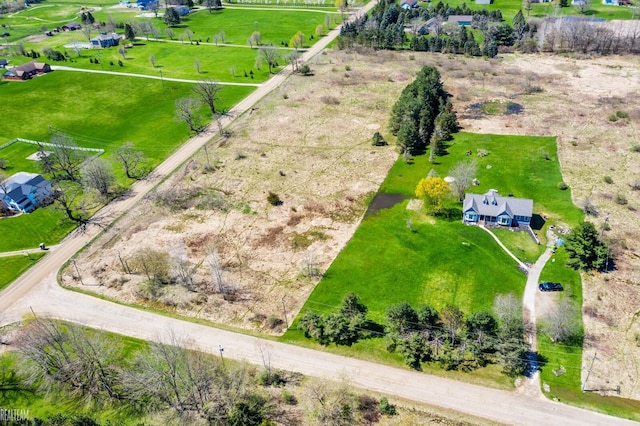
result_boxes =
[539,281,563,292]
[1,32,10,37]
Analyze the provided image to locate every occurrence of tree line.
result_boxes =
[299,293,530,376]
[1,317,400,425]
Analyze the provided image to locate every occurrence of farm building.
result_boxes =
[1,172,54,213]
[448,15,474,26]
[3,61,51,81]
[91,32,122,48]
[462,189,533,227]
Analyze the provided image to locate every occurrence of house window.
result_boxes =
[498,216,510,225]
[465,213,477,222]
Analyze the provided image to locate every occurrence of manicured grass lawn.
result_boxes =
[0,253,46,290]
[0,71,253,161]
[51,42,275,82]
[169,8,333,47]
[0,208,76,252]
[0,141,48,174]
[491,227,545,263]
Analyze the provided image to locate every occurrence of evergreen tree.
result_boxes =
[565,222,609,271]
[125,23,136,41]
[164,7,180,26]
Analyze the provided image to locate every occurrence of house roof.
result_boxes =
[64,22,82,28]
[401,0,418,5]
[448,15,474,23]
[463,190,533,218]
[92,32,120,42]
[2,172,51,205]
[12,61,49,73]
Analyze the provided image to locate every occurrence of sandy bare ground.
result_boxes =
[64,50,640,399]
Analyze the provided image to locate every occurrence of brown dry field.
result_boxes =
[63,49,640,400]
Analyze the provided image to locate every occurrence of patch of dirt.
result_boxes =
[64,49,640,399]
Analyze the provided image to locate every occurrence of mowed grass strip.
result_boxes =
[0,253,47,290]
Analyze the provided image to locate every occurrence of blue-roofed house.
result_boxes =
[1,172,54,213]
[462,189,533,227]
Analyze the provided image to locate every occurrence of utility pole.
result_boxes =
[71,259,84,285]
[159,69,164,87]
[582,352,598,392]
[281,297,288,329]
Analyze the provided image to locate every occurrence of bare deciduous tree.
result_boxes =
[256,45,280,74]
[16,317,124,403]
[171,243,200,291]
[115,142,145,179]
[175,97,204,134]
[543,297,581,343]
[193,79,222,117]
[206,245,227,299]
[247,31,261,48]
[493,293,522,332]
[194,57,201,74]
[302,377,356,426]
[42,133,85,181]
[81,158,115,197]
[449,159,478,202]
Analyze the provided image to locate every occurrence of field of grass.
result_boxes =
[0,140,48,174]
[0,208,75,252]
[0,253,47,289]
[0,71,252,158]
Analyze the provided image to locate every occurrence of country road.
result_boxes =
[1,276,636,426]
[1,3,636,424]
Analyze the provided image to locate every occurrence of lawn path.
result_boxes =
[478,225,528,270]
[49,66,261,86]
[0,245,59,258]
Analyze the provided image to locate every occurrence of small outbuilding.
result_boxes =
[62,22,82,31]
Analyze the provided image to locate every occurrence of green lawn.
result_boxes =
[0,71,253,158]
[0,140,49,174]
[491,227,545,263]
[0,253,47,289]
[0,208,75,252]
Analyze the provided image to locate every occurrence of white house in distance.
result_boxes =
[462,189,533,227]
[1,172,54,213]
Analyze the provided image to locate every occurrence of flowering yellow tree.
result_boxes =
[415,176,450,214]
